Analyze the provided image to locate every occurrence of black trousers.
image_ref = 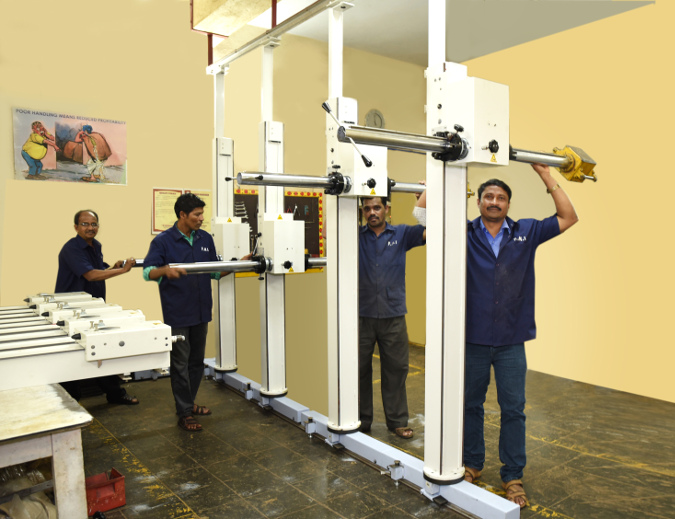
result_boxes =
[359,316,410,430]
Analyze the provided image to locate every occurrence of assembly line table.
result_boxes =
[0,384,92,517]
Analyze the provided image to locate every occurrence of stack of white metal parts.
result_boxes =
[0,292,173,391]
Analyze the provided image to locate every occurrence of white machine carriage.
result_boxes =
[0,292,178,391]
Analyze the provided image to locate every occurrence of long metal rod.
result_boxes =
[390,182,425,194]
[509,148,570,168]
[207,0,342,72]
[341,125,451,154]
[238,171,333,189]
[129,259,263,274]
[170,260,262,274]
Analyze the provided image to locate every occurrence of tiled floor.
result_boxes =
[78,344,675,518]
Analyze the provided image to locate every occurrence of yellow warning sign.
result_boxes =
[289,267,294,272]
[370,189,376,195]
[490,154,497,163]
[227,218,232,222]
[278,214,283,220]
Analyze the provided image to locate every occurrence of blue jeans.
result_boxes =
[463,342,527,483]
[21,150,43,176]
[170,323,208,418]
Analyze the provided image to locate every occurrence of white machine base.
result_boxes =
[205,359,518,519]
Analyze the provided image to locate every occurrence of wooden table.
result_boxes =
[0,384,93,517]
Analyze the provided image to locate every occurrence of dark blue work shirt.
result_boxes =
[55,236,109,299]
[466,215,560,346]
[143,223,218,328]
[359,223,426,319]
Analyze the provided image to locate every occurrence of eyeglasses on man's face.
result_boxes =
[79,222,99,228]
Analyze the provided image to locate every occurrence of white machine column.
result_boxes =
[423,0,466,486]
[259,41,288,397]
[211,66,247,374]
[326,3,360,433]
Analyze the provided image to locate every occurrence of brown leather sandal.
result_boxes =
[192,404,212,416]
[502,479,529,508]
[178,415,203,432]
[464,466,482,483]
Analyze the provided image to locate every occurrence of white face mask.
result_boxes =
[412,206,426,227]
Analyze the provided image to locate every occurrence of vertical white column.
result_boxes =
[326,5,360,433]
[259,43,287,396]
[213,67,239,373]
[423,0,466,485]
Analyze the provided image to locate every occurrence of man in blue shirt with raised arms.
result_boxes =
[415,164,579,508]
[143,193,248,433]
[359,196,426,439]
[56,209,139,405]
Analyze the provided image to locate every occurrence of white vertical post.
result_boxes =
[213,67,239,373]
[259,42,288,397]
[423,0,466,486]
[326,4,360,433]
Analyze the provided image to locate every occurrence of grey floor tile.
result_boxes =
[244,482,315,518]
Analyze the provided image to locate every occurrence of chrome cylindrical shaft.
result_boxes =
[509,148,571,169]
[238,172,333,189]
[340,126,450,154]
[390,182,425,194]
[307,257,327,268]
[169,260,262,274]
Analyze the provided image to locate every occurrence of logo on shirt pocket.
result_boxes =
[387,240,398,247]
[513,236,527,242]
[201,246,210,252]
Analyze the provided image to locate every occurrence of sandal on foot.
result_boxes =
[108,394,139,405]
[502,479,529,509]
[464,466,482,483]
[391,427,414,439]
[178,415,203,432]
[192,404,212,416]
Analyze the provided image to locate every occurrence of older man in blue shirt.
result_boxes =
[359,196,426,439]
[416,164,579,508]
[56,209,138,405]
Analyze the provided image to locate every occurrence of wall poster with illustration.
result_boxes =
[13,108,127,184]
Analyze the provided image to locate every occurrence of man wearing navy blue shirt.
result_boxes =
[143,193,238,433]
[56,209,139,405]
[417,164,578,508]
[359,196,426,439]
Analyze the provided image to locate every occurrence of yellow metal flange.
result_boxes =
[467,183,475,198]
[553,145,597,183]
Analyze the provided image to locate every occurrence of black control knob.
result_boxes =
[453,124,464,133]
[366,178,376,189]
[488,140,499,153]
[283,261,293,269]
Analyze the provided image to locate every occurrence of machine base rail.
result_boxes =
[205,358,519,519]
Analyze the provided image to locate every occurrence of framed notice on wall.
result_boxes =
[152,188,212,234]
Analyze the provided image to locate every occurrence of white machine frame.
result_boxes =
[205,1,520,517]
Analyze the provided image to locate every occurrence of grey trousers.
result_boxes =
[359,316,410,430]
[170,323,208,418]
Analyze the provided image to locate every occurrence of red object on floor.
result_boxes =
[85,468,125,517]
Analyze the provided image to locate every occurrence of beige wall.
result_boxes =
[0,1,213,336]
[463,1,673,403]
[2,1,672,411]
